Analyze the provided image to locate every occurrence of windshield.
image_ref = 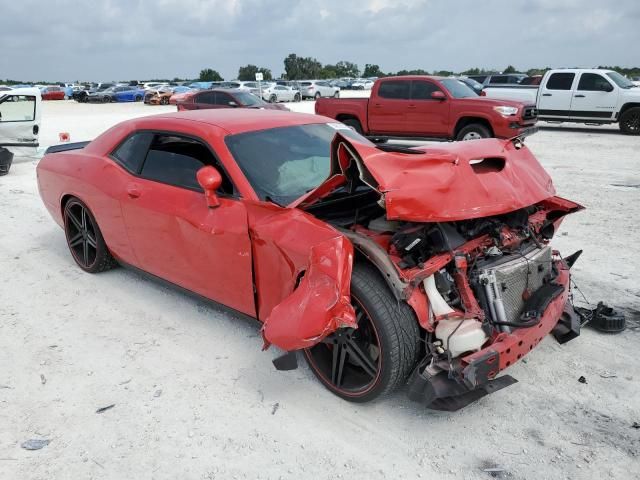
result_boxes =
[234,92,266,107]
[225,123,373,205]
[440,79,477,98]
[606,71,635,89]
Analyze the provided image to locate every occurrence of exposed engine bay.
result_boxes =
[303,183,583,410]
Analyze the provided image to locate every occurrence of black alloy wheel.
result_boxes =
[305,298,381,398]
[161,96,169,105]
[63,198,116,273]
[304,263,420,402]
[619,107,640,135]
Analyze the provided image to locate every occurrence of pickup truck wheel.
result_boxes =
[342,118,364,134]
[303,263,420,403]
[456,123,492,141]
[619,107,640,135]
[314,92,321,100]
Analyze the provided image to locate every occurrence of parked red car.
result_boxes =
[175,88,287,111]
[316,76,537,140]
[40,86,66,101]
[36,109,583,410]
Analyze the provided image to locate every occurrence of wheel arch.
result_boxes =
[618,102,640,118]
[453,116,494,138]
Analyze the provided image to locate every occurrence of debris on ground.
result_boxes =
[0,384,13,389]
[21,439,50,450]
[153,389,162,398]
[599,372,617,379]
[95,404,115,414]
[575,302,626,333]
[632,422,640,429]
[482,466,507,478]
[119,378,132,385]
[272,402,280,415]
[578,376,587,384]
[40,374,46,385]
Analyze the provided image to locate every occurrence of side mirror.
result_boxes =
[431,91,446,101]
[196,166,222,208]
[601,83,614,92]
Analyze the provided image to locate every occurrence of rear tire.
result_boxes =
[619,107,640,135]
[304,263,420,403]
[135,95,142,102]
[63,198,117,274]
[102,96,111,103]
[314,92,321,100]
[269,94,277,103]
[342,118,364,134]
[161,96,169,105]
[333,91,340,98]
[294,93,301,102]
[456,123,492,141]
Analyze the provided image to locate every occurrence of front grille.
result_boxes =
[523,106,538,120]
[474,246,553,324]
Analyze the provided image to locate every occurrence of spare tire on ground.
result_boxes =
[0,147,14,176]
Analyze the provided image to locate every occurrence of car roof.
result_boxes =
[150,109,328,135]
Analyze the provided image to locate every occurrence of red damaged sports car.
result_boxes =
[37,109,584,410]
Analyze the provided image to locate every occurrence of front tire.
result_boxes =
[314,92,321,100]
[619,107,640,135]
[304,263,420,403]
[294,93,301,102]
[333,91,340,98]
[63,198,117,273]
[456,123,492,141]
[269,94,277,103]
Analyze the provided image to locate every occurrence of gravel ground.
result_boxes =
[1,100,639,480]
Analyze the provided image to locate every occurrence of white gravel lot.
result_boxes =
[1,99,639,480]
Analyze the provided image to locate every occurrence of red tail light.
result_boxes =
[480,90,486,96]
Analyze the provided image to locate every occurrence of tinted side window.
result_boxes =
[468,75,487,83]
[112,132,154,173]
[140,134,234,194]
[577,73,612,91]
[214,92,233,106]
[197,92,216,104]
[546,73,575,90]
[411,81,440,99]
[378,81,410,99]
[489,76,507,84]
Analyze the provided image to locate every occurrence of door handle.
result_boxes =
[127,186,141,199]
[408,105,417,109]
[373,103,382,107]
[542,93,552,97]
[574,94,585,98]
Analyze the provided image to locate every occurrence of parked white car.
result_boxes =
[299,80,340,99]
[0,88,42,175]
[483,68,640,134]
[260,84,301,103]
[351,79,374,90]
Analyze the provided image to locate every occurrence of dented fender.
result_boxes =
[261,235,356,351]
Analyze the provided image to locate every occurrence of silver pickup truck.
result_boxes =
[483,69,640,135]
[0,88,41,174]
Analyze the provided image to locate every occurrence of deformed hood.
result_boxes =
[295,133,556,222]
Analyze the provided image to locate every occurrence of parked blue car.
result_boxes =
[87,85,146,103]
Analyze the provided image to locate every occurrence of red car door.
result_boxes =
[368,79,411,134]
[117,132,256,317]
[405,80,450,137]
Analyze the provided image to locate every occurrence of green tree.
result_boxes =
[237,64,272,81]
[283,53,323,80]
[199,68,223,81]
[334,61,360,78]
[362,64,385,77]
[503,65,518,74]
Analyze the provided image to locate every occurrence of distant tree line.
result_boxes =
[4,60,640,86]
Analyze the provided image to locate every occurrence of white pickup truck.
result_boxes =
[483,69,640,135]
[0,88,42,175]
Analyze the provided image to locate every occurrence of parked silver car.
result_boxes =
[299,80,340,99]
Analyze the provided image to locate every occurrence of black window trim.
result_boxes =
[108,129,240,199]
